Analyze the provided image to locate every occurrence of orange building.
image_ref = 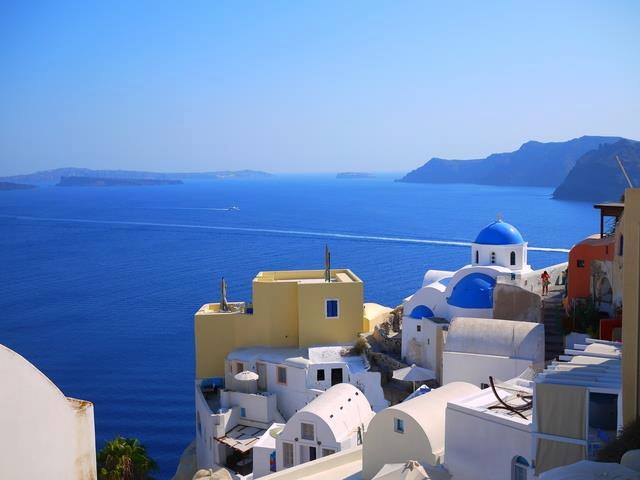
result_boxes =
[566,234,615,305]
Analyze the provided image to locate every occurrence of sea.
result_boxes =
[0,174,597,478]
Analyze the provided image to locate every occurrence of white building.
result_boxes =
[402,219,563,371]
[195,374,285,476]
[0,344,96,480]
[225,346,388,418]
[253,423,285,479]
[442,317,545,388]
[533,340,622,476]
[404,219,532,323]
[362,382,479,480]
[273,383,374,474]
[195,345,388,476]
[445,375,534,480]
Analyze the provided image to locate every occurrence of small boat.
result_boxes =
[228,206,240,211]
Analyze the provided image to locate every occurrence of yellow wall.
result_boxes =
[194,270,364,378]
[623,189,640,423]
[297,281,364,347]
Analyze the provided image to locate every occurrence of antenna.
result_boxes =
[496,212,503,222]
[220,277,229,312]
[615,155,634,189]
[324,245,331,283]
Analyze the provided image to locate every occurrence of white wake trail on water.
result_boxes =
[0,214,570,253]
[139,207,233,211]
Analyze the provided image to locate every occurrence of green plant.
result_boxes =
[572,297,601,337]
[352,336,370,355]
[597,418,640,463]
[98,436,157,480]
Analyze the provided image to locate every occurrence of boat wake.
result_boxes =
[0,214,570,252]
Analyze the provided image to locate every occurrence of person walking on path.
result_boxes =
[541,270,551,296]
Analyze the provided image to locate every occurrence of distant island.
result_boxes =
[56,176,183,187]
[553,139,640,201]
[398,136,622,188]
[336,172,376,179]
[0,168,272,185]
[0,181,36,191]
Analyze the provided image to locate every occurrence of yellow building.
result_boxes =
[623,188,640,423]
[195,269,365,378]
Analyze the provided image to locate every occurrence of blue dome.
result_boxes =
[447,273,496,309]
[474,220,524,245]
[410,305,434,319]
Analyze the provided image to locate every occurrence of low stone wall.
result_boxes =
[493,284,542,323]
[368,352,407,383]
[497,262,568,294]
[371,326,401,355]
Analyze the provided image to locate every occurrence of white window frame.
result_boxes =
[282,442,294,468]
[394,417,404,434]
[235,362,244,374]
[301,422,315,441]
[325,298,340,318]
[277,366,287,385]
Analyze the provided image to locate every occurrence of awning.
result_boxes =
[215,424,267,453]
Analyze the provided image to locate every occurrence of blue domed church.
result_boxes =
[401,219,535,370]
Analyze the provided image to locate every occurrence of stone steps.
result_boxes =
[542,291,566,362]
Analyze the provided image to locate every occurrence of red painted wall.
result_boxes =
[567,235,615,304]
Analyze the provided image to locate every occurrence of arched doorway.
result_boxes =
[597,276,613,314]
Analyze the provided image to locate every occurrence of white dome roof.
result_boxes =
[445,317,544,361]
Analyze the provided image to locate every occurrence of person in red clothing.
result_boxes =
[541,270,551,296]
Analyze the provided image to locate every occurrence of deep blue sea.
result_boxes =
[0,175,596,478]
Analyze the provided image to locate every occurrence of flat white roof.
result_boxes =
[537,340,621,390]
[447,377,533,426]
[227,345,368,372]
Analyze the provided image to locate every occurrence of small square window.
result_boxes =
[417,324,421,332]
[326,299,339,318]
[394,418,404,434]
[317,369,325,382]
[577,259,585,268]
[235,362,244,374]
[277,366,287,385]
[240,407,246,418]
[301,422,315,441]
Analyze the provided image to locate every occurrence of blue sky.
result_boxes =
[0,1,639,175]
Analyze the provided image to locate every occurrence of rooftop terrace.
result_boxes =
[255,269,362,284]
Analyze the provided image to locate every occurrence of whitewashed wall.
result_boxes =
[443,352,534,387]
[0,345,96,480]
[445,402,532,480]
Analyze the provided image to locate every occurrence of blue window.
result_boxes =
[394,418,404,434]
[240,407,246,418]
[512,456,529,480]
[326,299,339,318]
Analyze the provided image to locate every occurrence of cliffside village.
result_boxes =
[178,190,638,480]
[2,189,640,480]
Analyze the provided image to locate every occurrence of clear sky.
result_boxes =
[1,1,639,175]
